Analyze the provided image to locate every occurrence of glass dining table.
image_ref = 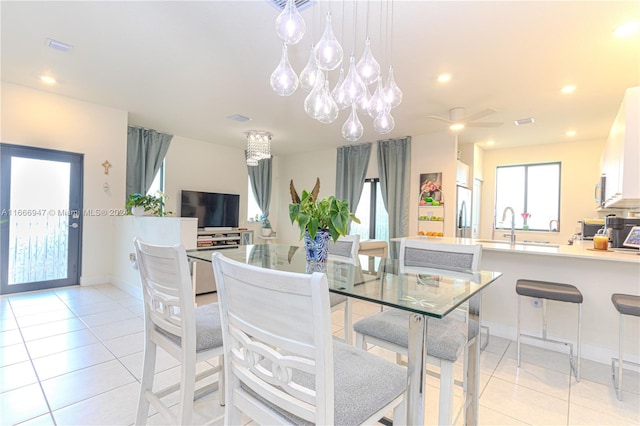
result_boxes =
[187,244,502,425]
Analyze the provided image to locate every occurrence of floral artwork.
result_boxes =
[419,172,443,205]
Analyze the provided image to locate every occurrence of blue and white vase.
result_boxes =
[303,229,331,263]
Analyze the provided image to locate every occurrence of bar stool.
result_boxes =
[611,293,640,401]
[516,279,583,381]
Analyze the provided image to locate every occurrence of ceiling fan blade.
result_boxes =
[426,115,454,124]
[463,108,497,122]
[466,122,503,127]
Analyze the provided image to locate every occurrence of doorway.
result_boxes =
[1,144,83,295]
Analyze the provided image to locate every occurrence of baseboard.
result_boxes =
[79,275,111,286]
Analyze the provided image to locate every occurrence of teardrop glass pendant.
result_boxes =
[385,66,403,109]
[342,104,364,141]
[315,12,343,71]
[270,44,299,96]
[331,67,350,110]
[304,70,327,120]
[299,44,319,92]
[275,0,306,45]
[342,55,366,105]
[367,76,390,118]
[356,37,380,85]
[356,85,371,115]
[374,109,395,134]
[318,80,339,124]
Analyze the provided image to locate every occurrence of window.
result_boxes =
[495,162,561,231]
[247,177,262,222]
[350,178,389,242]
[146,160,164,196]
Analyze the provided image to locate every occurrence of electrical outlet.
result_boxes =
[531,298,542,308]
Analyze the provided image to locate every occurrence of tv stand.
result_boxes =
[192,229,253,294]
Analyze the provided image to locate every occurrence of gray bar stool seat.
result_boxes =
[611,293,640,400]
[516,279,583,381]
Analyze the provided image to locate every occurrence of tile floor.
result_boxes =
[1,284,639,425]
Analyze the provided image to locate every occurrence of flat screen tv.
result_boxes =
[180,190,239,229]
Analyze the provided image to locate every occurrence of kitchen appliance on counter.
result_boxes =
[580,219,605,240]
[605,216,640,248]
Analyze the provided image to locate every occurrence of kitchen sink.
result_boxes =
[475,239,560,248]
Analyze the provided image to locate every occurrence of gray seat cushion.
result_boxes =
[329,293,348,308]
[611,293,640,317]
[328,240,355,258]
[243,341,406,425]
[155,303,223,352]
[353,309,476,362]
[516,279,583,304]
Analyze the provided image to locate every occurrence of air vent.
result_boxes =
[269,0,313,11]
[514,117,535,126]
[228,114,251,122]
[45,38,72,52]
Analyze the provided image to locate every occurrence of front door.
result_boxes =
[0,144,83,295]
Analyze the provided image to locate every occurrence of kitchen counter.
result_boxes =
[399,236,640,365]
[402,236,640,263]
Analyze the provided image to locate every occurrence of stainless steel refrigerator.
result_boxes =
[456,186,472,238]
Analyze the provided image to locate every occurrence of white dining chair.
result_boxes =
[133,238,224,426]
[328,234,360,344]
[211,251,407,425]
[354,238,482,426]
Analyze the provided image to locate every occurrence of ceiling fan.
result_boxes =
[427,107,503,130]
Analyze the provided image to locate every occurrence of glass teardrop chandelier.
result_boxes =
[275,0,306,45]
[270,44,299,96]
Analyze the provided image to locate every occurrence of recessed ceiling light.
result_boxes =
[561,85,576,94]
[566,130,577,137]
[437,73,452,83]
[449,123,464,131]
[40,75,56,85]
[614,21,640,38]
[486,140,495,146]
[514,117,535,126]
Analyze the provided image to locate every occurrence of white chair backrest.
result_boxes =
[212,251,334,424]
[133,237,196,351]
[399,238,482,273]
[328,234,360,260]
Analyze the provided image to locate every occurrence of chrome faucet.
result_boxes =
[502,207,516,245]
[549,219,559,232]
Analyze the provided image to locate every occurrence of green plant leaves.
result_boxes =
[289,192,358,242]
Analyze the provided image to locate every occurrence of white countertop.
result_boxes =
[401,236,640,264]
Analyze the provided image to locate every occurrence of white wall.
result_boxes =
[409,132,458,237]
[1,82,128,285]
[480,138,606,243]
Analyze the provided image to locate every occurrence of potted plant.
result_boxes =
[261,217,272,237]
[289,178,359,263]
[125,191,172,217]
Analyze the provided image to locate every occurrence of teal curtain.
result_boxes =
[247,156,272,221]
[126,126,172,197]
[335,143,372,228]
[377,137,411,257]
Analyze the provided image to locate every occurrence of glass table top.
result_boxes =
[187,244,502,319]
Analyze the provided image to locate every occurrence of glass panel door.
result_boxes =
[1,144,83,294]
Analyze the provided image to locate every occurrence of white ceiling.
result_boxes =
[1,1,638,156]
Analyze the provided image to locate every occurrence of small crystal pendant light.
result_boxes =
[304,70,327,120]
[331,67,350,110]
[299,44,319,92]
[342,104,364,141]
[318,80,339,124]
[315,12,343,71]
[374,109,395,134]
[275,0,306,45]
[384,66,403,108]
[270,44,299,96]
[356,37,380,85]
[342,55,366,105]
[367,76,390,118]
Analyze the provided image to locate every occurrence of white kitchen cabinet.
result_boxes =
[603,86,639,208]
[456,160,470,187]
